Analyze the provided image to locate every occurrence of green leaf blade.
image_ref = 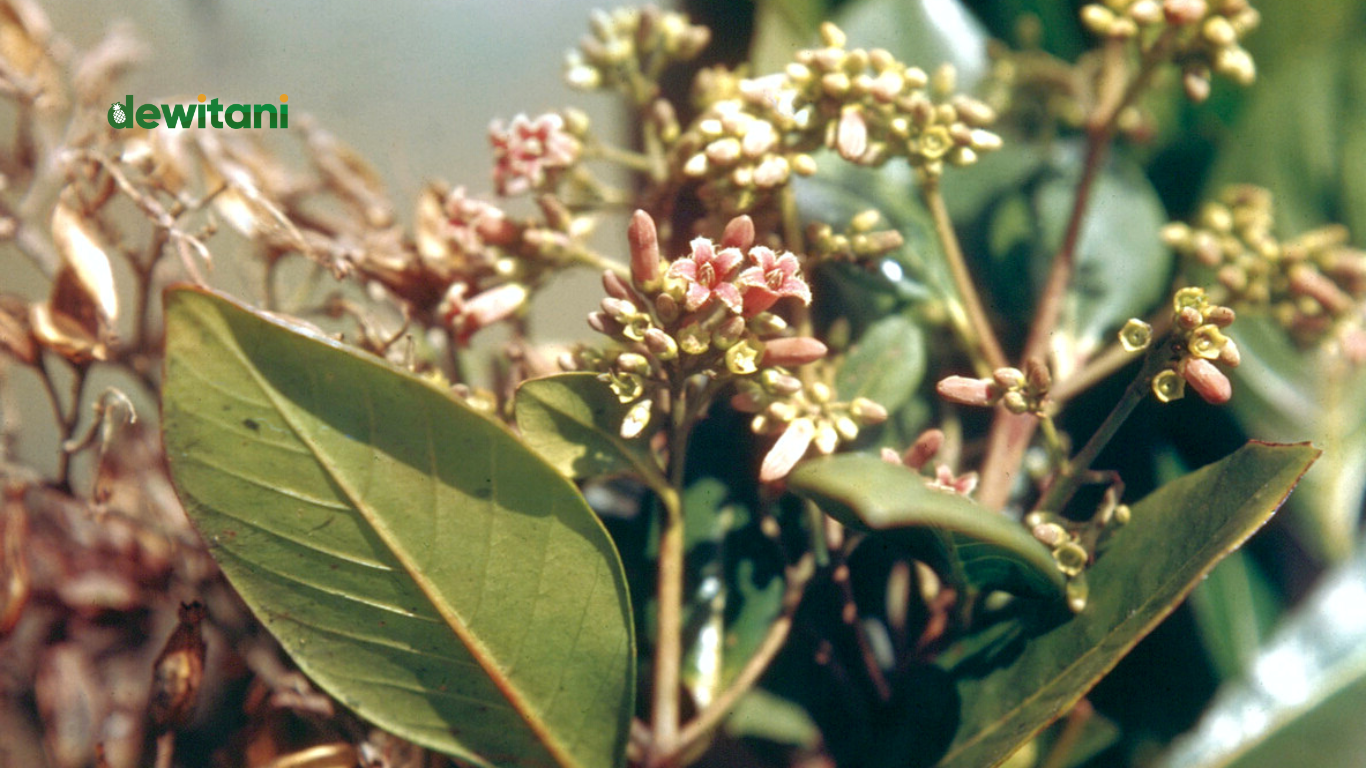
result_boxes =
[162,287,634,768]
[937,441,1318,768]
[514,372,660,482]
[788,454,1066,600]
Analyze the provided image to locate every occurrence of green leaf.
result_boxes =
[724,688,823,750]
[1188,549,1282,682]
[1224,317,1366,561]
[750,0,827,75]
[1155,549,1366,768]
[514,372,661,483]
[834,0,990,89]
[935,441,1318,768]
[787,454,1066,600]
[161,287,634,768]
[835,315,927,415]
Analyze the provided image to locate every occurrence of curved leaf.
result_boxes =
[514,373,661,483]
[161,287,634,768]
[787,454,1066,600]
[936,441,1318,768]
[1156,548,1366,768]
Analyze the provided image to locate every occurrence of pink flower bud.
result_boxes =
[936,375,998,407]
[902,428,944,470]
[1164,0,1208,25]
[627,209,661,288]
[836,106,869,162]
[602,269,632,300]
[721,215,756,251]
[760,418,815,483]
[761,337,828,367]
[1181,357,1232,404]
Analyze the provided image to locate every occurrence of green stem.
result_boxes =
[647,377,711,766]
[920,176,1006,376]
[1034,345,1166,514]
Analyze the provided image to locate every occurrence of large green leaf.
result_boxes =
[161,287,634,768]
[935,441,1318,768]
[514,373,661,483]
[1155,548,1366,768]
[787,454,1066,600]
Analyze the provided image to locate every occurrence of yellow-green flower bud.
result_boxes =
[1152,368,1186,402]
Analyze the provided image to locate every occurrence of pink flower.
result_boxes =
[737,246,812,316]
[929,464,978,496]
[444,187,515,258]
[489,113,580,196]
[668,237,744,312]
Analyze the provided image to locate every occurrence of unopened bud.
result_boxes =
[602,270,632,300]
[1177,306,1204,330]
[1002,390,1029,414]
[721,214,756,251]
[836,106,869,162]
[762,336,828,367]
[992,367,1025,390]
[1164,0,1208,25]
[644,328,679,360]
[1218,338,1241,368]
[761,370,803,395]
[150,602,207,732]
[1181,357,1232,404]
[849,397,888,424]
[1205,305,1236,327]
[1033,522,1069,548]
[713,316,747,349]
[936,375,998,407]
[655,293,679,323]
[759,417,815,482]
[628,209,661,288]
[1025,359,1052,393]
[902,428,944,469]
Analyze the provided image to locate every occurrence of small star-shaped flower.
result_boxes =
[668,237,744,312]
[737,246,812,315]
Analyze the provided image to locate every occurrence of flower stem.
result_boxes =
[647,377,711,766]
[1034,346,1165,514]
[978,32,1177,510]
[920,176,1006,376]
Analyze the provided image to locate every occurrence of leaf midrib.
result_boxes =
[220,317,582,768]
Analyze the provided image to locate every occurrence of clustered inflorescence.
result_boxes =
[1121,286,1241,404]
[1080,0,1260,102]
[566,211,887,481]
[1162,185,1366,358]
[675,22,1003,215]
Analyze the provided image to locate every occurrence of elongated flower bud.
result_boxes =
[761,337,828,367]
[1181,357,1232,404]
[902,428,944,470]
[760,417,815,482]
[936,375,998,407]
[627,209,661,288]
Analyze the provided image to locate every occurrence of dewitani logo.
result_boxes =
[107,94,289,130]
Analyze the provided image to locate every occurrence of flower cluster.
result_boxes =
[678,99,818,215]
[676,22,1002,215]
[1125,287,1241,404]
[563,6,710,94]
[733,376,888,483]
[1162,185,1366,353]
[806,208,906,262]
[935,361,1052,415]
[575,210,827,450]
[488,112,583,196]
[1080,0,1260,102]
